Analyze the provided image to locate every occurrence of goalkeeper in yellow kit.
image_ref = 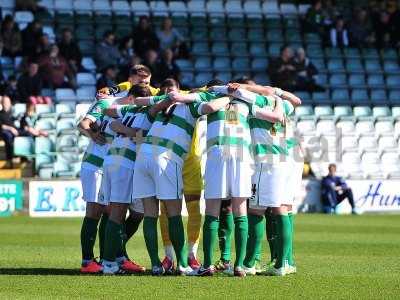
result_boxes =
[98,68,203,271]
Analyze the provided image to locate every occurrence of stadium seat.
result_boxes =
[56,103,75,118]
[78,40,95,56]
[295,105,314,120]
[232,57,250,72]
[228,28,246,41]
[35,153,54,172]
[249,42,267,56]
[262,1,280,15]
[191,42,209,55]
[73,0,93,12]
[346,59,364,73]
[362,48,379,59]
[367,74,385,87]
[314,106,334,120]
[206,0,225,14]
[372,106,391,119]
[214,72,231,84]
[375,121,394,136]
[378,136,397,152]
[211,42,229,55]
[111,0,131,14]
[93,0,111,12]
[230,42,248,56]
[343,48,360,59]
[225,1,243,14]
[325,47,343,59]
[365,60,382,73]
[57,134,78,151]
[386,75,400,89]
[14,136,34,157]
[253,73,269,85]
[316,120,336,135]
[381,48,398,59]
[331,89,350,105]
[250,58,268,72]
[361,152,384,179]
[358,136,378,152]
[354,106,372,118]
[12,103,26,117]
[341,136,358,152]
[195,72,213,87]
[280,4,297,15]
[56,118,76,134]
[76,87,96,102]
[327,58,345,73]
[180,72,194,87]
[296,119,316,134]
[351,89,369,105]
[175,59,193,72]
[383,60,400,74]
[168,1,187,14]
[329,74,347,88]
[336,120,356,135]
[81,57,96,71]
[56,89,77,102]
[355,120,375,136]
[78,135,90,151]
[245,1,262,15]
[194,57,212,71]
[187,1,206,14]
[36,104,56,118]
[77,73,96,86]
[213,57,231,72]
[268,43,283,57]
[35,137,55,154]
[14,11,34,23]
[247,29,264,41]
[35,118,56,131]
[392,106,400,119]
[348,74,366,88]
[266,29,284,42]
[333,105,352,119]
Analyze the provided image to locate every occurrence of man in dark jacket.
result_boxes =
[268,45,297,92]
[17,62,51,104]
[321,164,356,214]
[58,28,83,73]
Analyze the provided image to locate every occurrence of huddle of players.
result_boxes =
[78,64,303,277]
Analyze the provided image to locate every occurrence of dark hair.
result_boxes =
[129,64,151,77]
[103,30,114,39]
[160,78,180,91]
[280,44,291,54]
[128,83,151,97]
[206,78,224,87]
[328,163,337,169]
[231,76,253,84]
[102,64,116,74]
[62,27,72,34]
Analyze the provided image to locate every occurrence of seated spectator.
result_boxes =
[119,36,135,67]
[304,0,325,35]
[38,44,76,89]
[58,28,83,74]
[132,16,159,58]
[3,75,18,103]
[156,49,181,84]
[373,10,396,49]
[19,103,48,137]
[321,164,356,214]
[387,0,400,47]
[268,45,297,92]
[330,17,349,48]
[156,17,188,58]
[96,65,117,90]
[349,8,373,48]
[21,21,43,57]
[143,49,160,85]
[0,96,19,167]
[321,0,341,27]
[1,15,22,57]
[17,62,51,105]
[95,31,121,71]
[294,48,325,92]
[30,33,51,61]
[16,0,39,12]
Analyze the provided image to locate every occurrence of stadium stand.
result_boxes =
[0,0,399,180]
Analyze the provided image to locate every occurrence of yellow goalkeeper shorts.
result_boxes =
[182,155,203,195]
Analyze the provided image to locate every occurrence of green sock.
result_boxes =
[203,215,219,268]
[275,214,291,269]
[80,217,99,261]
[168,215,188,268]
[103,219,124,262]
[218,212,233,262]
[265,211,277,262]
[234,216,248,268]
[119,213,143,259]
[244,214,264,268]
[288,212,295,266]
[143,216,161,267]
[98,214,108,260]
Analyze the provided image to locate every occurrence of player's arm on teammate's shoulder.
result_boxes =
[78,118,107,145]
[110,120,138,138]
[167,90,199,103]
[134,94,168,106]
[199,96,231,114]
[103,108,119,118]
[252,96,284,123]
[148,98,173,117]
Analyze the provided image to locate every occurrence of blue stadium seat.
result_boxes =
[367,74,385,87]
[312,91,331,105]
[386,75,400,89]
[311,58,326,71]
[331,88,350,105]
[35,118,56,131]
[195,72,213,87]
[211,42,229,55]
[325,47,343,58]
[230,42,248,56]
[36,104,55,118]
[56,118,76,134]
[306,45,324,58]
[314,106,334,120]
[373,106,392,120]
[362,48,379,59]
[365,60,382,73]
[294,92,312,105]
[266,29,284,42]
[354,106,372,119]
[370,89,388,105]
[348,74,366,88]
[381,48,398,59]
[35,136,55,154]
[213,57,231,72]
[351,89,369,105]
[194,57,212,71]
[334,106,353,119]
[228,28,246,41]
[343,48,360,58]
[389,90,400,105]
[175,59,193,72]
[295,105,314,120]
[12,103,26,117]
[232,57,250,72]
[35,153,54,174]
[327,58,345,73]
[210,28,227,41]
[191,28,208,41]
[251,58,268,72]
[14,137,34,157]
[329,74,347,88]
[214,72,231,84]
[181,72,194,88]
[249,42,267,56]
[268,43,283,57]
[191,42,209,55]
[57,134,78,151]
[383,60,400,74]
[346,59,364,73]
[253,73,269,85]
[247,29,264,41]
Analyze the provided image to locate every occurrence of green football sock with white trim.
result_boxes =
[244,214,264,268]
[275,214,291,269]
[203,215,219,268]
[80,217,99,261]
[168,215,188,268]
[234,216,248,268]
[143,216,161,267]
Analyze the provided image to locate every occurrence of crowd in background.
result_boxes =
[304,0,400,49]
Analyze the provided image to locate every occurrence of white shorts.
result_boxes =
[204,153,253,199]
[249,162,290,209]
[281,161,303,205]
[132,153,183,200]
[102,165,134,204]
[80,167,104,203]
[130,198,144,213]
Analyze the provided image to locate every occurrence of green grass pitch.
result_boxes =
[1,214,399,299]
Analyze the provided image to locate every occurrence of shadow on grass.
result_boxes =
[0,268,153,276]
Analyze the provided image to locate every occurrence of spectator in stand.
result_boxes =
[96,65,117,90]
[156,17,187,58]
[143,49,160,84]
[0,95,19,167]
[321,164,356,214]
[58,28,83,74]
[330,17,349,48]
[119,36,135,67]
[1,15,22,57]
[132,16,159,58]
[373,10,396,49]
[21,21,43,57]
[156,48,181,83]
[95,31,121,71]
[117,55,142,83]
[268,45,297,92]
[387,0,400,47]
[38,44,76,89]
[30,33,51,61]
[304,0,325,35]
[17,61,51,105]
[294,47,325,92]
[349,8,373,48]
[19,103,48,137]
[16,0,39,12]
[3,75,18,103]
[321,0,341,28]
